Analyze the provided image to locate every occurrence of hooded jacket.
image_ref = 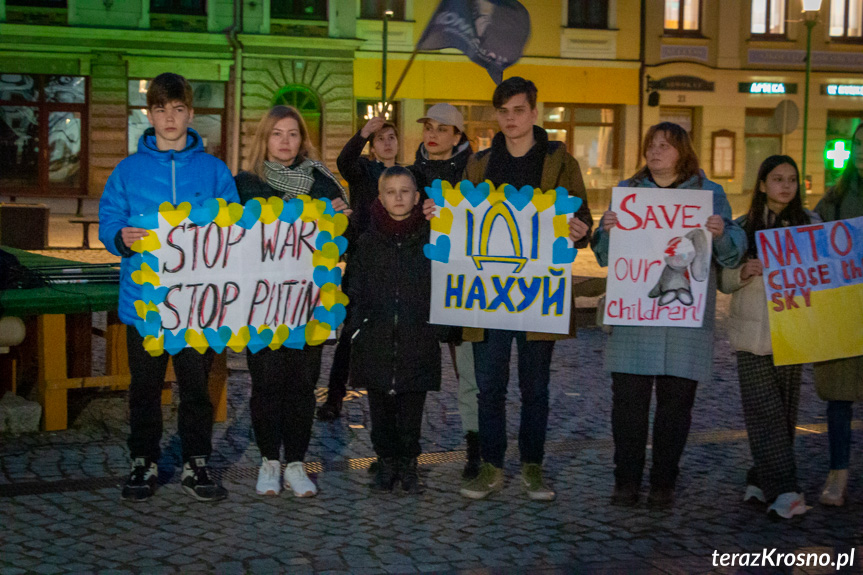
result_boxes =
[98,128,239,325]
[408,137,473,191]
[346,201,441,394]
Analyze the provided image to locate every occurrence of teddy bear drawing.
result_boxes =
[648,228,710,306]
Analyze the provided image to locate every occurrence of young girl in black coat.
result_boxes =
[346,166,441,494]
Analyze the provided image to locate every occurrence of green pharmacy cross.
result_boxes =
[826,140,852,170]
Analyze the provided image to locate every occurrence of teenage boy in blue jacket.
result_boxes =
[99,73,239,502]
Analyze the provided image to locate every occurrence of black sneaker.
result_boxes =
[316,400,342,421]
[181,457,227,502]
[121,457,158,502]
[369,457,399,493]
[400,457,425,495]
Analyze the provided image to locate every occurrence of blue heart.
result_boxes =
[322,198,336,216]
[279,198,303,224]
[131,252,160,274]
[332,236,348,256]
[313,266,342,287]
[284,325,306,349]
[236,199,262,229]
[129,212,159,230]
[315,231,334,250]
[164,329,188,355]
[423,236,451,263]
[461,180,490,207]
[203,328,227,354]
[554,187,582,216]
[426,180,445,207]
[141,283,169,305]
[247,327,274,354]
[135,311,162,339]
[552,237,578,264]
[505,184,534,211]
[189,199,220,226]
[314,303,347,328]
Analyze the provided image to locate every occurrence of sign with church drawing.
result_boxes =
[424,179,580,334]
[603,187,713,328]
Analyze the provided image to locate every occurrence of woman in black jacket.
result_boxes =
[235,105,349,499]
[316,117,401,421]
[347,166,441,494]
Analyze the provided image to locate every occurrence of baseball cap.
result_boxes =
[417,103,465,133]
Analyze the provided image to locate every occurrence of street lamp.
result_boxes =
[801,0,822,204]
[382,9,394,108]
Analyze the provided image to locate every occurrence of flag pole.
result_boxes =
[387,46,420,103]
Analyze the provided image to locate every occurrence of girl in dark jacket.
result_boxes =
[316,117,401,421]
[347,166,441,494]
[235,105,349,498]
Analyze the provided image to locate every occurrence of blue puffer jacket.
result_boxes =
[98,128,239,325]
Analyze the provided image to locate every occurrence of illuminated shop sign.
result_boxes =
[823,84,863,97]
[825,140,852,170]
[739,82,797,94]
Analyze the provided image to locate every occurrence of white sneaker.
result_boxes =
[768,492,807,519]
[744,484,766,503]
[820,469,848,507]
[256,458,282,496]
[283,461,317,497]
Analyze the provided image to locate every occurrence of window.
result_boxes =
[829,0,863,39]
[271,0,327,20]
[360,0,405,20]
[711,130,736,179]
[0,74,87,196]
[543,105,620,190]
[825,112,862,187]
[567,0,609,29]
[751,0,786,36]
[664,0,700,34]
[128,79,225,159]
[150,0,206,15]
[744,109,783,190]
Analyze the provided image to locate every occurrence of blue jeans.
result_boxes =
[473,329,555,468]
[827,400,853,470]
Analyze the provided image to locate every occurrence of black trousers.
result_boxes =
[611,372,698,490]
[248,345,322,462]
[325,324,352,402]
[367,390,427,459]
[126,325,215,462]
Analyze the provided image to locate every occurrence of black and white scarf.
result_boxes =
[264,159,348,204]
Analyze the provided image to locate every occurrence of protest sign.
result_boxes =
[757,216,863,365]
[424,180,580,334]
[603,187,713,328]
[128,196,348,356]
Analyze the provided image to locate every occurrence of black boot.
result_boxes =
[400,457,424,494]
[369,457,398,493]
[462,431,481,480]
[316,396,342,421]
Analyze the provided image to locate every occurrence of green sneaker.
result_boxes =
[521,463,555,501]
[459,462,504,500]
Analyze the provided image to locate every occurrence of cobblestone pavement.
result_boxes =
[3,241,862,574]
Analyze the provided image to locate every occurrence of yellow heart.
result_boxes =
[320,284,349,308]
[312,242,340,270]
[301,198,326,222]
[226,326,251,353]
[143,335,164,357]
[443,181,464,207]
[131,263,160,286]
[159,201,192,227]
[134,300,160,319]
[305,319,331,346]
[532,189,556,212]
[431,208,453,235]
[214,202,243,227]
[258,196,283,225]
[318,213,349,237]
[553,214,570,238]
[487,182,506,205]
[131,231,161,254]
[184,329,210,354]
[269,324,291,350]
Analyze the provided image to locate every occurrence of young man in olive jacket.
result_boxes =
[426,77,593,501]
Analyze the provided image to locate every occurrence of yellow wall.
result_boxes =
[354,58,639,105]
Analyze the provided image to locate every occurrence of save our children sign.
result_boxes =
[757,216,863,365]
[127,196,349,356]
[424,179,581,334]
[603,187,713,328]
